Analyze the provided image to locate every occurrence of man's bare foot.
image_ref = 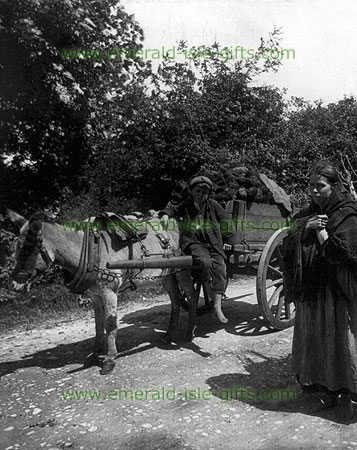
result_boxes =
[338,393,354,421]
[212,309,228,324]
[212,293,228,323]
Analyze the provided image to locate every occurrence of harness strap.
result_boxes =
[66,228,101,294]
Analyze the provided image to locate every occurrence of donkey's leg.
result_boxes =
[162,274,182,342]
[101,287,118,375]
[90,293,106,356]
[176,269,198,342]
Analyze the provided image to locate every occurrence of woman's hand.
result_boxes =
[316,228,329,245]
[306,214,328,230]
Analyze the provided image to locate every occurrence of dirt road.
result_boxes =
[1,277,357,450]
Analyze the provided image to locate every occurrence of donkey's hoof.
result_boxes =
[101,360,115,375]
[184,325,197,342]
[86,353,101,367]
[155,331,174,344]
[161,326,182,343]
[184,332,194,342]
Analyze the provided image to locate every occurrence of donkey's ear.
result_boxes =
[6,210,28,229]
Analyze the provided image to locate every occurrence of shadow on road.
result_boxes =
[205,352,357,425]
[0,293,279,378]
[221,296,280,337]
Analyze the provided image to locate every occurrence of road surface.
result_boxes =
[1,277,356,449]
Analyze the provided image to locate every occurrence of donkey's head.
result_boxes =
[7,210,54,291]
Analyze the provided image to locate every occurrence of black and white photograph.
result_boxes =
[1,0,357,448]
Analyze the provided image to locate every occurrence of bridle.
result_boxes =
[11,219,54,285]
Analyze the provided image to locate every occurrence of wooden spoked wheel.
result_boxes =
[256,227,295,329]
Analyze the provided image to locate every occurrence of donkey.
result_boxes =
[8,210,199,374]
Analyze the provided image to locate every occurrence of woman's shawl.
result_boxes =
[321,185,357,264]
[284,183,357,303]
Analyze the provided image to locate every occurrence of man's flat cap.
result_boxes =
[189,176,213,190]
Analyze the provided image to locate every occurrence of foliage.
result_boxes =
[0,0,147,213]
[2,1,357,217]
[0,223,16,287]
[272,96,357,206]
[85,30,288,212]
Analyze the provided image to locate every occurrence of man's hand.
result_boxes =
[223,243,233,252]
[160,214,170,231]
[306,214,328,230]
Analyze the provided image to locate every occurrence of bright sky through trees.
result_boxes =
[123,0,357,103]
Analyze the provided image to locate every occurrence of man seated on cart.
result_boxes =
[159,176,235,323]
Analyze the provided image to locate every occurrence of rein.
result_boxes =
[36,233,54,267]
[11,228,54,284]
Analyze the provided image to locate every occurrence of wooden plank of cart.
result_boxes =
[225,199,294,330]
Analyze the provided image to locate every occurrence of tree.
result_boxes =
[86,31,288,211]
[0,0,147,212]
[274,96,357,205]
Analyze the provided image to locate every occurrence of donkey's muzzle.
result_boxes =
[15,271,31,284]
[10,269,32,286]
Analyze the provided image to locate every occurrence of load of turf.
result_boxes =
[171,167,278,205]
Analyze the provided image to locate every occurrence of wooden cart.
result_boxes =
[106,198,295,330]
[225,199,295,330]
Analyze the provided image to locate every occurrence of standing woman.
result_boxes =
[284,159,357,421]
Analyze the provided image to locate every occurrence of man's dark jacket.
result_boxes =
[160,198,236,258]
